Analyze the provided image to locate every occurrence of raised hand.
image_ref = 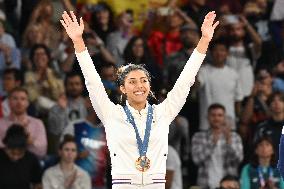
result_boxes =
[60,11,84,42]
[201,11,219,42]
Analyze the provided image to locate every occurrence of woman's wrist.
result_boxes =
[73,37,86,53]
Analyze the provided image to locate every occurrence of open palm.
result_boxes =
[201,11,219,41]
[60,11,84,42]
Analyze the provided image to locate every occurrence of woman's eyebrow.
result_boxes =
[128,77,147,80]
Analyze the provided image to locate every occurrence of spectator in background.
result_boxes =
[192,104,243,189]
[166,145,183,189]
[225,15,261,97]
[42,135,91,189]
[82,24,116,64]
[168,115,190,163]
[99,63,120,104]
[21,24,45,71]
[106,9,135,66]
[24,44,64,114]
[207,0,242,15]
[181,0,210,28]
[61,97,108,189]
[146,7,197,67]
[26,0,60,50]
[273,59,284,91]
[72,24,116,75]
[254,91,284,160]
[48,72,87,153]
[239,68,274,135]
[239,68,274,163]
[0,20,17,48]
[243,0,278,68]
[123,36,162,91]
[0,124,42,189]
[90,2,115,43]
[0,68,23,118]
[240,136,284,189]
[0,87,47,158]
[3,0,39,40]
[197,38,243,130]
[166,23,200,89]
[0,21,21,96]
[219,175,240,189]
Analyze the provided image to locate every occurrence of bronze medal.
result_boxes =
[135,156,150,172]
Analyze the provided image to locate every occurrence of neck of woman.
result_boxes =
[258,157,271,167]
[128,100,146,112]
[60,161,74,172]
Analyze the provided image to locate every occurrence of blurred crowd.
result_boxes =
[0,0,284,189]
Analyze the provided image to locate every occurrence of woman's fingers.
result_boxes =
[212,21,219,29]
[63,11,73,26]
[70,11,77,24]
[80,17,84,29]
[204,11,216,27]
[60,19,67,29]
[62,12,71,26]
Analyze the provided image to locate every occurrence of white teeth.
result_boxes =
[134,92,144,95]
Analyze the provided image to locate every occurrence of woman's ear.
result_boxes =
[120,85,126,94]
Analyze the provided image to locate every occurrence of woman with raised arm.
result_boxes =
[60,10,218,189]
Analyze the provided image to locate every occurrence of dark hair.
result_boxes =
[3,124,28,150]
[208,103,226,113]
[3,68,24,85]
[64,71,83,86]
[91,2,115,34]
[59,134,77,150]
[116,64,151,86]
[251,135,276,167]
[100,62,117,71]
[255,66,273,80]
[29,43,51,67]
[123,36,153,65]
[209,37,230,51]
[116,64,157,105]
[267,91,284,106]
[8,87,29,98]
[220,175,239,184]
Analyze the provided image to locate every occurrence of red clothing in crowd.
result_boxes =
[148,30,182,66]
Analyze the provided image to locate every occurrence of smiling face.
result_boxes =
[119,70,150,107]
[33,47,49,71]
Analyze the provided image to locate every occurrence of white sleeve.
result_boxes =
[157,49,206,123]
[75,49,115,124]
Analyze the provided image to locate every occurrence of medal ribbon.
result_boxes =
[123,104,153,158]
[258,166,274,187]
